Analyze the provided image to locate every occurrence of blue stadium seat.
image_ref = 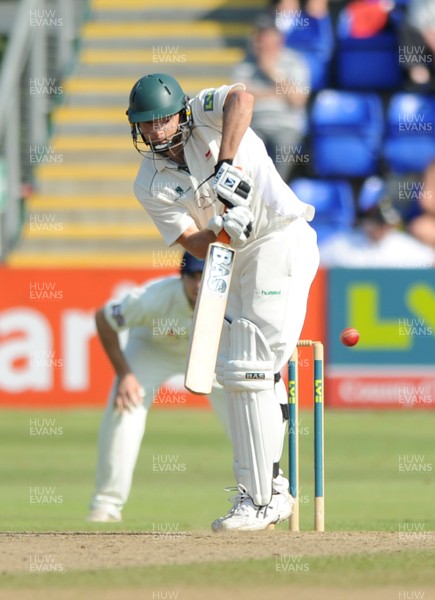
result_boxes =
[310,90,384,177]
[291,178,355,243]
[283,12,334,91]
[335,6,404,90]
[383,93,435,174]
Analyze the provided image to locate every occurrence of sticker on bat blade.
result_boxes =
[207,246,234,294]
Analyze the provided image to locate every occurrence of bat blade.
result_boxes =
[184,241,235,394]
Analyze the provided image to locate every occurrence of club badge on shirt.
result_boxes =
[203,90,214,111]
[111,304,125,327]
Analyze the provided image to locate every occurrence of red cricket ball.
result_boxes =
[340,327,360,347]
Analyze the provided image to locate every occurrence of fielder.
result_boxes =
[88,252,229,522]
[126,74,319,531]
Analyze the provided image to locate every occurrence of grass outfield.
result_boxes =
[0,408,434,595]
[2,551,435,589]
[1,408,434,531]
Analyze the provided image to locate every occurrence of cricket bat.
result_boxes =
[184,233,235,395]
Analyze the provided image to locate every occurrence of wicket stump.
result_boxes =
[288,340,325,532]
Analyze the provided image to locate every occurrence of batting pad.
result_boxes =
[224,318,283,506]
[216,319,241,483]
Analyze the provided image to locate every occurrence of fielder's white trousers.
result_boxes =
[90,342,229,515]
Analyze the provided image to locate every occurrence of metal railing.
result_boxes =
[0,0,88,260]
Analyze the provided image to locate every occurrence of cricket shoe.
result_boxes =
[86,507,122,523]
[211,485,293,532]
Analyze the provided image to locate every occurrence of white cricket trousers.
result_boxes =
[224,217,319,500]
[227,217,320,371]
[90,342,229,515]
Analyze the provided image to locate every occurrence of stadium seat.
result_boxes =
[282,12,334,91]
[310,90,384,177]
[335,5,404,90]
[290,178,355,243]
[383,93,435,174]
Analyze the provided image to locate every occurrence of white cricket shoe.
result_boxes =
[211,485,293,532]
[86,507,122,523]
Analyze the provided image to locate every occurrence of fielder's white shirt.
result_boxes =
[134,84,314,246]
[104,276,193,356]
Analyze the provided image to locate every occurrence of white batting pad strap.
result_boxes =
[224,359,275,392]
[224,318,282,506]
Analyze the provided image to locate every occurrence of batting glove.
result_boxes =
[212,160,254,209]
[207,206,254,248]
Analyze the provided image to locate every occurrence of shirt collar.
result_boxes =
[149,153,188,174]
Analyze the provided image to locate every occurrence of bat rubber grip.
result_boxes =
[216,207,231,244]
[217,229,231,244]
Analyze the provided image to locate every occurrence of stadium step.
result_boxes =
[7,247,165,268]
[22,222,159,240]
[80,21,252,47]
[87,0,267,22]
[90,0,266,7]
[80,48,244,64]
[26,195,141,211]
[7,0,268,267]
[62,77,230,107]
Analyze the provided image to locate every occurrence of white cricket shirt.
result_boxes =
[134,84,314,246]
[104,276,193,356]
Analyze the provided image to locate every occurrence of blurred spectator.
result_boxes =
[272,0,334,91]
[341,0,392,39]
[271,0,330,25]
[319,177,435,268]
[399,0,435,90]
[334,0,404,91]
[272,1,332,55]
[407,160,435,248]
[233,16,311,180]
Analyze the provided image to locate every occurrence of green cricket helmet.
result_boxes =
[126,73,192,155]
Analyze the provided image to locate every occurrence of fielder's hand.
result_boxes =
[212,160,254,209]
[114,373,145,414]
[208,206,254,248]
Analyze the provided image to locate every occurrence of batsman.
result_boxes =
[126,73,319,532]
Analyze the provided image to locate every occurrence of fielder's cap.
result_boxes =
[180,252,205,275]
